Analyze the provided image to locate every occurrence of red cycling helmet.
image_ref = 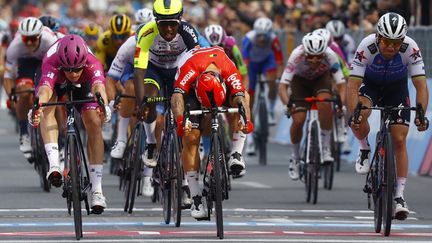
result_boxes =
[195,71,227,108]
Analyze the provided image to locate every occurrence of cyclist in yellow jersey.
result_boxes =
[95,14,133,72]
[84,23,101,52]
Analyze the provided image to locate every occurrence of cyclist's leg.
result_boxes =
[315,72,335,163]
[182,93,207,219]
[245,62,259,154]
[385,81,410,216]
[352,81,376,174]
[288,75,310,179]
[16,58,40,157]
[79,86,107,211]
[40,87,62,187]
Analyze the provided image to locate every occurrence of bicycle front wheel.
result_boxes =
[170,133,182,227]
[310,121,320,204]
[128,123,144,214]
[212,134,224,239]
[383,133,395,236]
[68,136,83,240]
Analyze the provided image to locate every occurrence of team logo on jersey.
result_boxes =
[134,47,141,58]
[367,43,377,54]
[180,70,196,86]
[285,63,294,73]
[399,43,409,53]
[410,48,421,61]
[354,50,367,62]
[142,28,154,38]
[227,73,242,90]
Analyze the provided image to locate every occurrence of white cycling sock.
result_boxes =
[291,143,300,160]
[144,121,156,144]
[321,129,332,150]
[395,177,407,199]
[185,171,200,197]
[117,116,130,143]
[45,143,60,168]
[359,137,370,150]
[90,164,103,193]
[231,131,246,155]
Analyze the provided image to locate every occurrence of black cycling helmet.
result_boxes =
[39,15,59,31]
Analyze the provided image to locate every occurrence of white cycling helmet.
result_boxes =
[313,28,331,46]
[18,17,43,36]
[326,20,345,38]
[377,12,407,39]
[302,32,327,55]
[204,24,226,46]
[0,19,8,32]
[253,17,272,35]
[135,8,154,25]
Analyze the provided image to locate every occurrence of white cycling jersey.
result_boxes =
[350,34,425,84]
[107,35,135,80]
[280,45,345,85]
[4,27,58,79]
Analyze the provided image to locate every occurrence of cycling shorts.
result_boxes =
[359,78,410,126]
[17,57,41,87]
[290,71,333,111]
[144,62,177,114]
[54,81,99,115]
[247,53,277,92]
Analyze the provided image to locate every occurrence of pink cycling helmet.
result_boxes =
[57,34,88,69]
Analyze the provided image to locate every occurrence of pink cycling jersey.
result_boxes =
[38,41,105,91]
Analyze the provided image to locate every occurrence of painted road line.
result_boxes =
[235,181,272,188]
[0,208,416,214]
[0,221,430,229]
[0,240,430,243]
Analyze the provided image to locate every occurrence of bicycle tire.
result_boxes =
[310,121,319,204]
[212,133,224,239]
[303,138,311,203]
[256,97,268,165]
[383,133,395,236]
[372,150,383,233]
[171,134,182,227]
[68,136,83,240]
[128,123,144,214]
[123,128,137,212]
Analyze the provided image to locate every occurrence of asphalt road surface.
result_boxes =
[0,109,431,243]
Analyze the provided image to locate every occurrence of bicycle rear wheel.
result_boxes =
[256,96,268,165]
[68,136,83,240]
[128,123,144,214]
[170,133,182,227]
[212,134,224,239]
[383,134,395,236]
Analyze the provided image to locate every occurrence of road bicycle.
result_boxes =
[185,100,247,239]
[355,102,425,236]
[11,88,51,192]
[31,87,106,240]
[252,74,269,165]
[288,97,337,204]
[151,96,184,227]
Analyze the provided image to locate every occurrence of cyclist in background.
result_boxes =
[347,13,428,219]
[204,24,250,172]
[133,8,154,31]
[326,20,356,64]
[95,14,133,72]
[279,32,346,180]
[3,17,58,160]
[39,15,64,38]
[171,46,253,219]
[242,17,284,154]
[29,35,111,214]
[83,23,101,52]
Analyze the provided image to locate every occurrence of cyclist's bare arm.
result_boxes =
[346,76,363,114]
[91,83,108,105]
[37,85,54,104]
[336,82,346,105]
[412,75,428,112]
[171,92,185,119]
[105,76,117,101]
[133,68,146,107]
[278,83,290,106]
[3,77,13,96]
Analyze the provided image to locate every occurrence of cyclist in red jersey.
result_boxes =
[171,46,253,219]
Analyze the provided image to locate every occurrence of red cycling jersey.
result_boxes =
[174,46,245,96]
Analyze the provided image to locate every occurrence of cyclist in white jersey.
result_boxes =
[326,20,356,64]
[347,13,428,220]
[3,17,58,159]
[279,32,345,180]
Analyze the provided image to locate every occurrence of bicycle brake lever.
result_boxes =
[237,101,247,126]
[416,103,425,125]
[95,92,106,115]
[32,96,40,121]
[353,102,363,124]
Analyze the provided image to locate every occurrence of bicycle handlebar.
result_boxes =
[113,92,136,107]
[10,87,35,102]
[183,102,247,128]
[286,96,339,119]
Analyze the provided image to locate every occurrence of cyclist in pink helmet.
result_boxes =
[29,34,111,214]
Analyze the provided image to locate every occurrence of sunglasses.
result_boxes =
[305,53,325,61]
[21,35,40,43]
[85,35,99,41]
[112,33,129,40]
[156,19,181,27]
[61,66,85,73]
[380,37,404,47]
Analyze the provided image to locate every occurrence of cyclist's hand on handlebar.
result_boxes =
[28,108,42,127]
[238,119,254,134]
[176,115,192,137]
[415,116,429,131]
[97,105,112,123]
[348,114,363,130]
[286,102,296,118]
